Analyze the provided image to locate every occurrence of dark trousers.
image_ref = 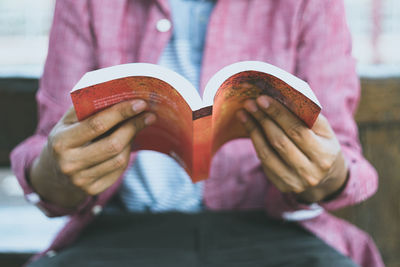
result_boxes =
[30,211,358,267]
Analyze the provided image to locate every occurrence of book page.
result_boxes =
[203,61,321,109]
[72,63,204,111]
[210,70,322,155]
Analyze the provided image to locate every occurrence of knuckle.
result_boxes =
[318,158,334,172]
[271,137,288,152]
[292,186,305,193]
[59,161,75,176]
[113,154,127,169]
[268,105,281,119]
[106,138,124,155]
[287,123,304,141]
[296,165,309,179]
[84,186,98,196]
[297,166,320,187]
[258,148,270,162]
[260,116,271,130]
[116,104,132,120]
[245,121,256,133]
[71,175,85,187]
[253,110,265,122]
[133,117,146,132]
[304,175,319,187]
[87,117,106,134]
[51,138,66,154]
[279,175,304,193]
[71,172,95,187]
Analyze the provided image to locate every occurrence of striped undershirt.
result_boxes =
[117,0,216,212]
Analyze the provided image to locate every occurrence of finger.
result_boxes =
[243,100,318,186]
[261,166,294,193]
[84,168,126,196]
[311,114,335,138]
[255,95,325,160]
[67,112,156,170]
[71,144,131,190]
[62,99,148,148]
[253,98,341,180]
[237,110,305,193]
[62,106,79,124]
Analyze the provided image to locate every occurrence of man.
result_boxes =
[11,0,383,266]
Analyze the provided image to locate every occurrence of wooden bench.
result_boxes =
[0,77,399,267]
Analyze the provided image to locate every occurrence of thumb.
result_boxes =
[62,106,79,125]
[312,114,335,138]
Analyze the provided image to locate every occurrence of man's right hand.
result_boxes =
[29,99,156,209]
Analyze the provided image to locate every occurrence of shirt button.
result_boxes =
[92,204,103,215]
[156,18,171,32]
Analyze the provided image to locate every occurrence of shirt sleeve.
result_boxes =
[264,0,378,218]
[10,0,97,217]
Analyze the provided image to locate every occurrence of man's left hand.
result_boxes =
[237,95,348,203]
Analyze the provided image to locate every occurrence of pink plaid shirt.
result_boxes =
[11,0,383,266]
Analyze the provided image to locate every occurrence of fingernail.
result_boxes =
[236,110,248,123]
[132,100,146,112]
[244,100,258,113]
[144,113,156,125]
[257,95,270,109]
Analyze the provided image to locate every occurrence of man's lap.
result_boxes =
[29,211,358,267]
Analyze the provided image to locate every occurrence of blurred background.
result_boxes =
[0,0,399,266]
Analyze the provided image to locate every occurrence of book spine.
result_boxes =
[191,115,213,182]
[192,106,213,120]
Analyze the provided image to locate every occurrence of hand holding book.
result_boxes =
[237,96,348,203]
[71,61,322,183]
[29,100,156,209]
[30,59,347,206]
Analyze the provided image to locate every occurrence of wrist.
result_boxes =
[29,147,88,209]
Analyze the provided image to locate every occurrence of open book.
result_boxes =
[71,61,321,182]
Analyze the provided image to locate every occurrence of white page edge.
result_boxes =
[71,63,203,111]
[202,61,321,108]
